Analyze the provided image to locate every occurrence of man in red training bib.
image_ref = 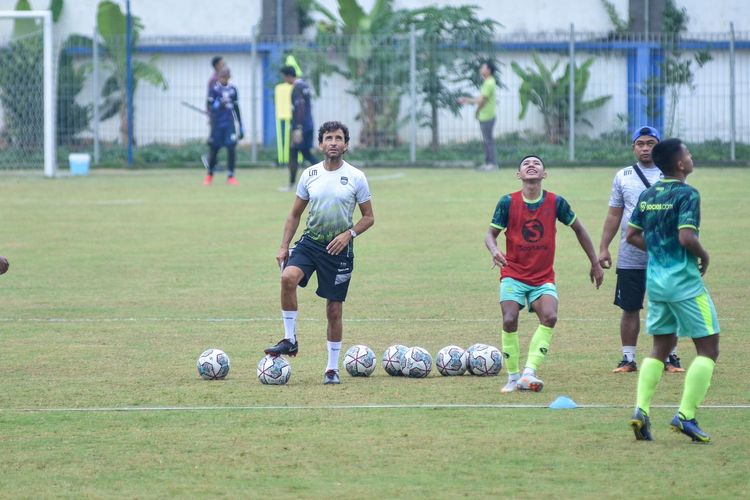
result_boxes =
[485,155,604,393]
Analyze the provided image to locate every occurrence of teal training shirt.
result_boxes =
[490,190,576,230]
[628,179,704,302]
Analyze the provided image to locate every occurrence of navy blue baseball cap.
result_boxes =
[632,126,660,143]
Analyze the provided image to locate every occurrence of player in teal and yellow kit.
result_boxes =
[627,138,720,443]
[485,155,604,393]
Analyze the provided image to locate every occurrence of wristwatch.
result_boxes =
[349,229,357,239]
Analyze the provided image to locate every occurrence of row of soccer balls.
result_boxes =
[197,344,504,385]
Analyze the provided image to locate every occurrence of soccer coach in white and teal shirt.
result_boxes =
[264,121,374,385]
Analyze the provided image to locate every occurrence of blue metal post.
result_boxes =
[627,43,662,133]
[650,48,664,133]
[126,0,134,166]
[627,45,650,131]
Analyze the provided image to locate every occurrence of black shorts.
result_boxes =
[614,268,646,311]
[286,235,354,302]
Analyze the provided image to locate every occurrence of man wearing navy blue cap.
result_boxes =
[598,126,684,374]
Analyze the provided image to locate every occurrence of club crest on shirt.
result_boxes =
[340,176,349,185]
[522,219,544,242]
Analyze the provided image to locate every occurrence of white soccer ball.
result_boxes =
[197,348,231,380]
[466,343,490,375]
[467,345,503,376]
[344,344,377,377]
[382,344,408,376]
[401,346,432,378]
[436,345,468,376]
[257,355,292,385]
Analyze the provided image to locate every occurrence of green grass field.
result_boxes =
[1,166,748,498]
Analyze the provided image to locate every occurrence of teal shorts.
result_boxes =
[499,277,558,312]
[647,290,720,338]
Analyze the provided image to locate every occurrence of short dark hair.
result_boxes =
[211,56,223,69]
[318,121,350,144]
[280,65,297,77]
[651,138,684,174]
[518,154,544,169]
[483,60,497,74]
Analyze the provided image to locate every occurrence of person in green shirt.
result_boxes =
[626,138,720,443]
[458,60,498,171]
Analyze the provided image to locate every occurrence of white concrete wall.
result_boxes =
[1,0,743,39]
[315,0,742,34]
[0,0,264,39]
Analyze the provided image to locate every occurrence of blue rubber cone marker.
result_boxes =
[549,396,578,409]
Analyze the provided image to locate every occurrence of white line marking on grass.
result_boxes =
[0,316,737,323]
[3,404,749,413]
[94,199,144,206]
[367,172,406,181]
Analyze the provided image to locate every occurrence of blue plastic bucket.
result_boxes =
[69,153,90,176]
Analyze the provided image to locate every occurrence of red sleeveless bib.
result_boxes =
[501,190,557,286]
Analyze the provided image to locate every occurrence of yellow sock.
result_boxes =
[636,357,665,415]
[501,330,520,374]
[525,325,553,371]
[678,356,715,420]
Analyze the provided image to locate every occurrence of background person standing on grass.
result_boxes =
[626,138,720,444]
[204,67,244,186]
[458,60,498,171]
[280,65,318,192]
[598,126,684,374]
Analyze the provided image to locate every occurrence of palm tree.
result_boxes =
[302,0,411,148]
[96,0,167,144]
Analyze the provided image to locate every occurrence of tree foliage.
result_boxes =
[409,5,499,149]
[96,0,167,144]
[600,0,631,35]
[511,54,612,144]
[298,0,499,148]
[300,0,410,148]
[57,34,93,144]
[0,0,88,149]
[642,0,711,134]
[0,34,43,150]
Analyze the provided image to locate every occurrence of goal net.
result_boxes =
[0,11,55,176]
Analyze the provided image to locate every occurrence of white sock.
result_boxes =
[507,372,520,382]
[282,310,297,343]
[623,346,636,363]
[327,341,342,371]
[522,367,536,377]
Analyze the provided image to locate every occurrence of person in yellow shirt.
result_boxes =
[459,61,498,171]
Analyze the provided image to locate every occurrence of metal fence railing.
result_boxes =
[2,27,748,170]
